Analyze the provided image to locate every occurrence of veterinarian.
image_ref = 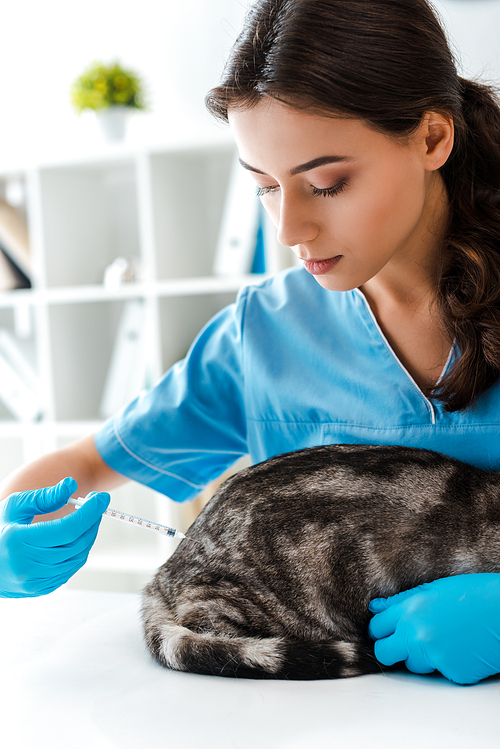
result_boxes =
[1,0,500,685]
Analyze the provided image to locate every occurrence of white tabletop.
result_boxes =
[0,588,498,749]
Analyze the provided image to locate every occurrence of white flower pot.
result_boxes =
[95,106,129,142]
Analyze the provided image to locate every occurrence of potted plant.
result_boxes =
[71,61,146,141]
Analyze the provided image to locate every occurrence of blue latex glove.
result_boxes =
[368,573,500,684]
[0,477,110,598]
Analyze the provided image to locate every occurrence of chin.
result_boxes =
[311,274,357,293]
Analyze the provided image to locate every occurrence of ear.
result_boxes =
[422,112,454,171]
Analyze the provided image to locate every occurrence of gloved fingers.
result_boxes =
[404,645,436,675]
[369,584,427,614]
[373,629,410,667]
[23,568,83,596]
[368,584,434,639]
[24,492,110,547]
[370,592,438,674]
[18,542,97,594]
[3,512,103,597]
[21,520,102,565]
[0,477,78,524]
[368,597,390,613]
[368,601,406,640]
[375,633,435,674]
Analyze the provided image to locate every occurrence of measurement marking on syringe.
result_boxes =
[67,497,186,539]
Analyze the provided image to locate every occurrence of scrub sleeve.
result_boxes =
[94,297,249,502]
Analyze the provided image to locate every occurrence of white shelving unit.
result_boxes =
[0,134,294,592]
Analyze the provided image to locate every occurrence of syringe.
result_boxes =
[67,497,186,539]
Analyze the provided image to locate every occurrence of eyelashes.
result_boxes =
[254,185,280,197]
[255,179,348,198]
[311,180,348,198]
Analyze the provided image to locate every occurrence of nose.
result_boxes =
[276,193,319,249]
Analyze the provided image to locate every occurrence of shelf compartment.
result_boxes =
[48,300,131,421]
[150,145,234,280]
[39,161,140,288]
[0,435,25,481]
[0,305,40,423]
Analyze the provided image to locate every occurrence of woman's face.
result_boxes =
[228,98,448,292]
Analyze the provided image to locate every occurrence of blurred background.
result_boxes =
[0,0,248,164]
[0,0,499,164]
[0,0,498,592]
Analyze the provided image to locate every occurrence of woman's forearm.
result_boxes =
[0,435,126,521]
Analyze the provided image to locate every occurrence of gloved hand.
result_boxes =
[0,477,110,598]
[368,573,500,684]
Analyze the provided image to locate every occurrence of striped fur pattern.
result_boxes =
[142,444,500,679]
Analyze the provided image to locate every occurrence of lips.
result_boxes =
[302,256,342,275]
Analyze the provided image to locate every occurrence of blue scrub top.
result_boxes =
[94,267,500,501]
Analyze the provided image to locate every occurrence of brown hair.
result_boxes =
[206,0,500,412]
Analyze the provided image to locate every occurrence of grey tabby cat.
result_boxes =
[142,444,500,680]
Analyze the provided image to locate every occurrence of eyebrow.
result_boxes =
[239,155,350,177]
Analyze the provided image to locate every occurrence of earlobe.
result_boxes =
[423,112,454,171]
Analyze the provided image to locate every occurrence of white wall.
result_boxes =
[0,0,498,166]
[0,0,248,164]
[435,0,500,81]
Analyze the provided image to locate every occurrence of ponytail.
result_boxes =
[435,78,500,410]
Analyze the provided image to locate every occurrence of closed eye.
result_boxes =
[255,185,279,197]
[255,180,348,199]
[311,180,348,198]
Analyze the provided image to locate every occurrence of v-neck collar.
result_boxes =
[353,288,454,425]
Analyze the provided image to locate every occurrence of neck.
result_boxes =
[361,172,450,313]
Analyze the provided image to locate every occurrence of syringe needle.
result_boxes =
[67,497,186,539]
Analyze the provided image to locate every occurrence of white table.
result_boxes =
[1,589,498,749]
